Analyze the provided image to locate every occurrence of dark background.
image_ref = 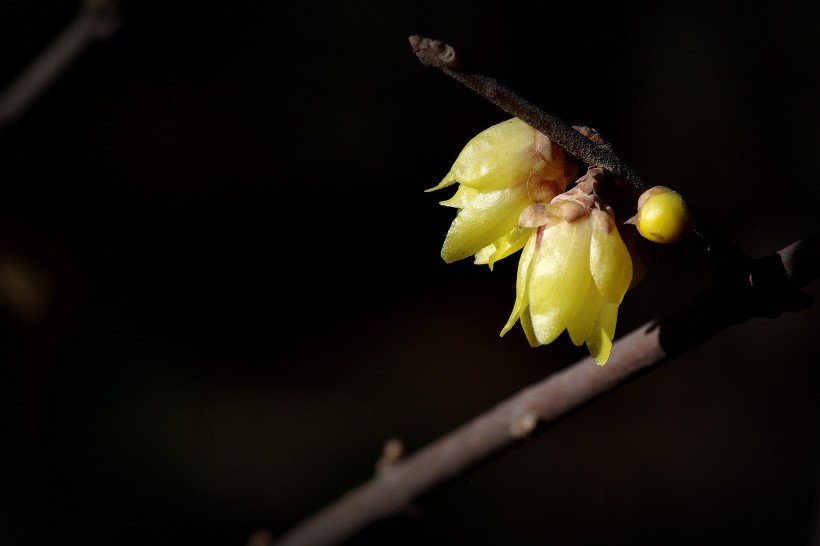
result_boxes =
[1,1,819,545]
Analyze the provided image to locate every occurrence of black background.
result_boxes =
[1,1,819,545]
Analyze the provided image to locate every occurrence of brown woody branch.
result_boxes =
[274,232,818,545]
[0,0,121,129]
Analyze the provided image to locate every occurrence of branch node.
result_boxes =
[375,438,404,475]
[509,412,539,439]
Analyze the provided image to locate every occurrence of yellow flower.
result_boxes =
[429,117,634,365]
[427,117,577,268]
[500,192,633,364]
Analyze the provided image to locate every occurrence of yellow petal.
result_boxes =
[501,234,537,336]
[473,244,497,266]
[528,219,593,345]
[519,308,539,347]
[438,118,540,192]
[566,280,604,347]
[426,170,459,193]
[440,184,532,263]
[586,301,619,365]
[474,225,533,269]
[590,213,633,303]
[438,184,476,209]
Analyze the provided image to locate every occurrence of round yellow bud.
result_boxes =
[635,187,694,244]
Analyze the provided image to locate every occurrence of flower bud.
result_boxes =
[634,187,694,244]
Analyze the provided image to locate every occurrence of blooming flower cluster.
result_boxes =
[428,118,637,364]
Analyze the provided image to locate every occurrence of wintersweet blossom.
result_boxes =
[500,169,633,364]
[426,117,578,268]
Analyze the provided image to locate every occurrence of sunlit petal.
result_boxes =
[528,219,593,345]
[590,212,633,303]
[567,281,604,347]
[586,301,619,365]
[501,234,536,336]
[474,226,533,269]
[519,308,539,347]
[440,118,540,192]
[440,184,532,263]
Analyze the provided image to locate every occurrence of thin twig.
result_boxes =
[408,36,736,269]
[0,0,121,129]
[274,233,818,546]
[408,35,650,195]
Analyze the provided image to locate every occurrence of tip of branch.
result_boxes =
[408,35,460,69]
